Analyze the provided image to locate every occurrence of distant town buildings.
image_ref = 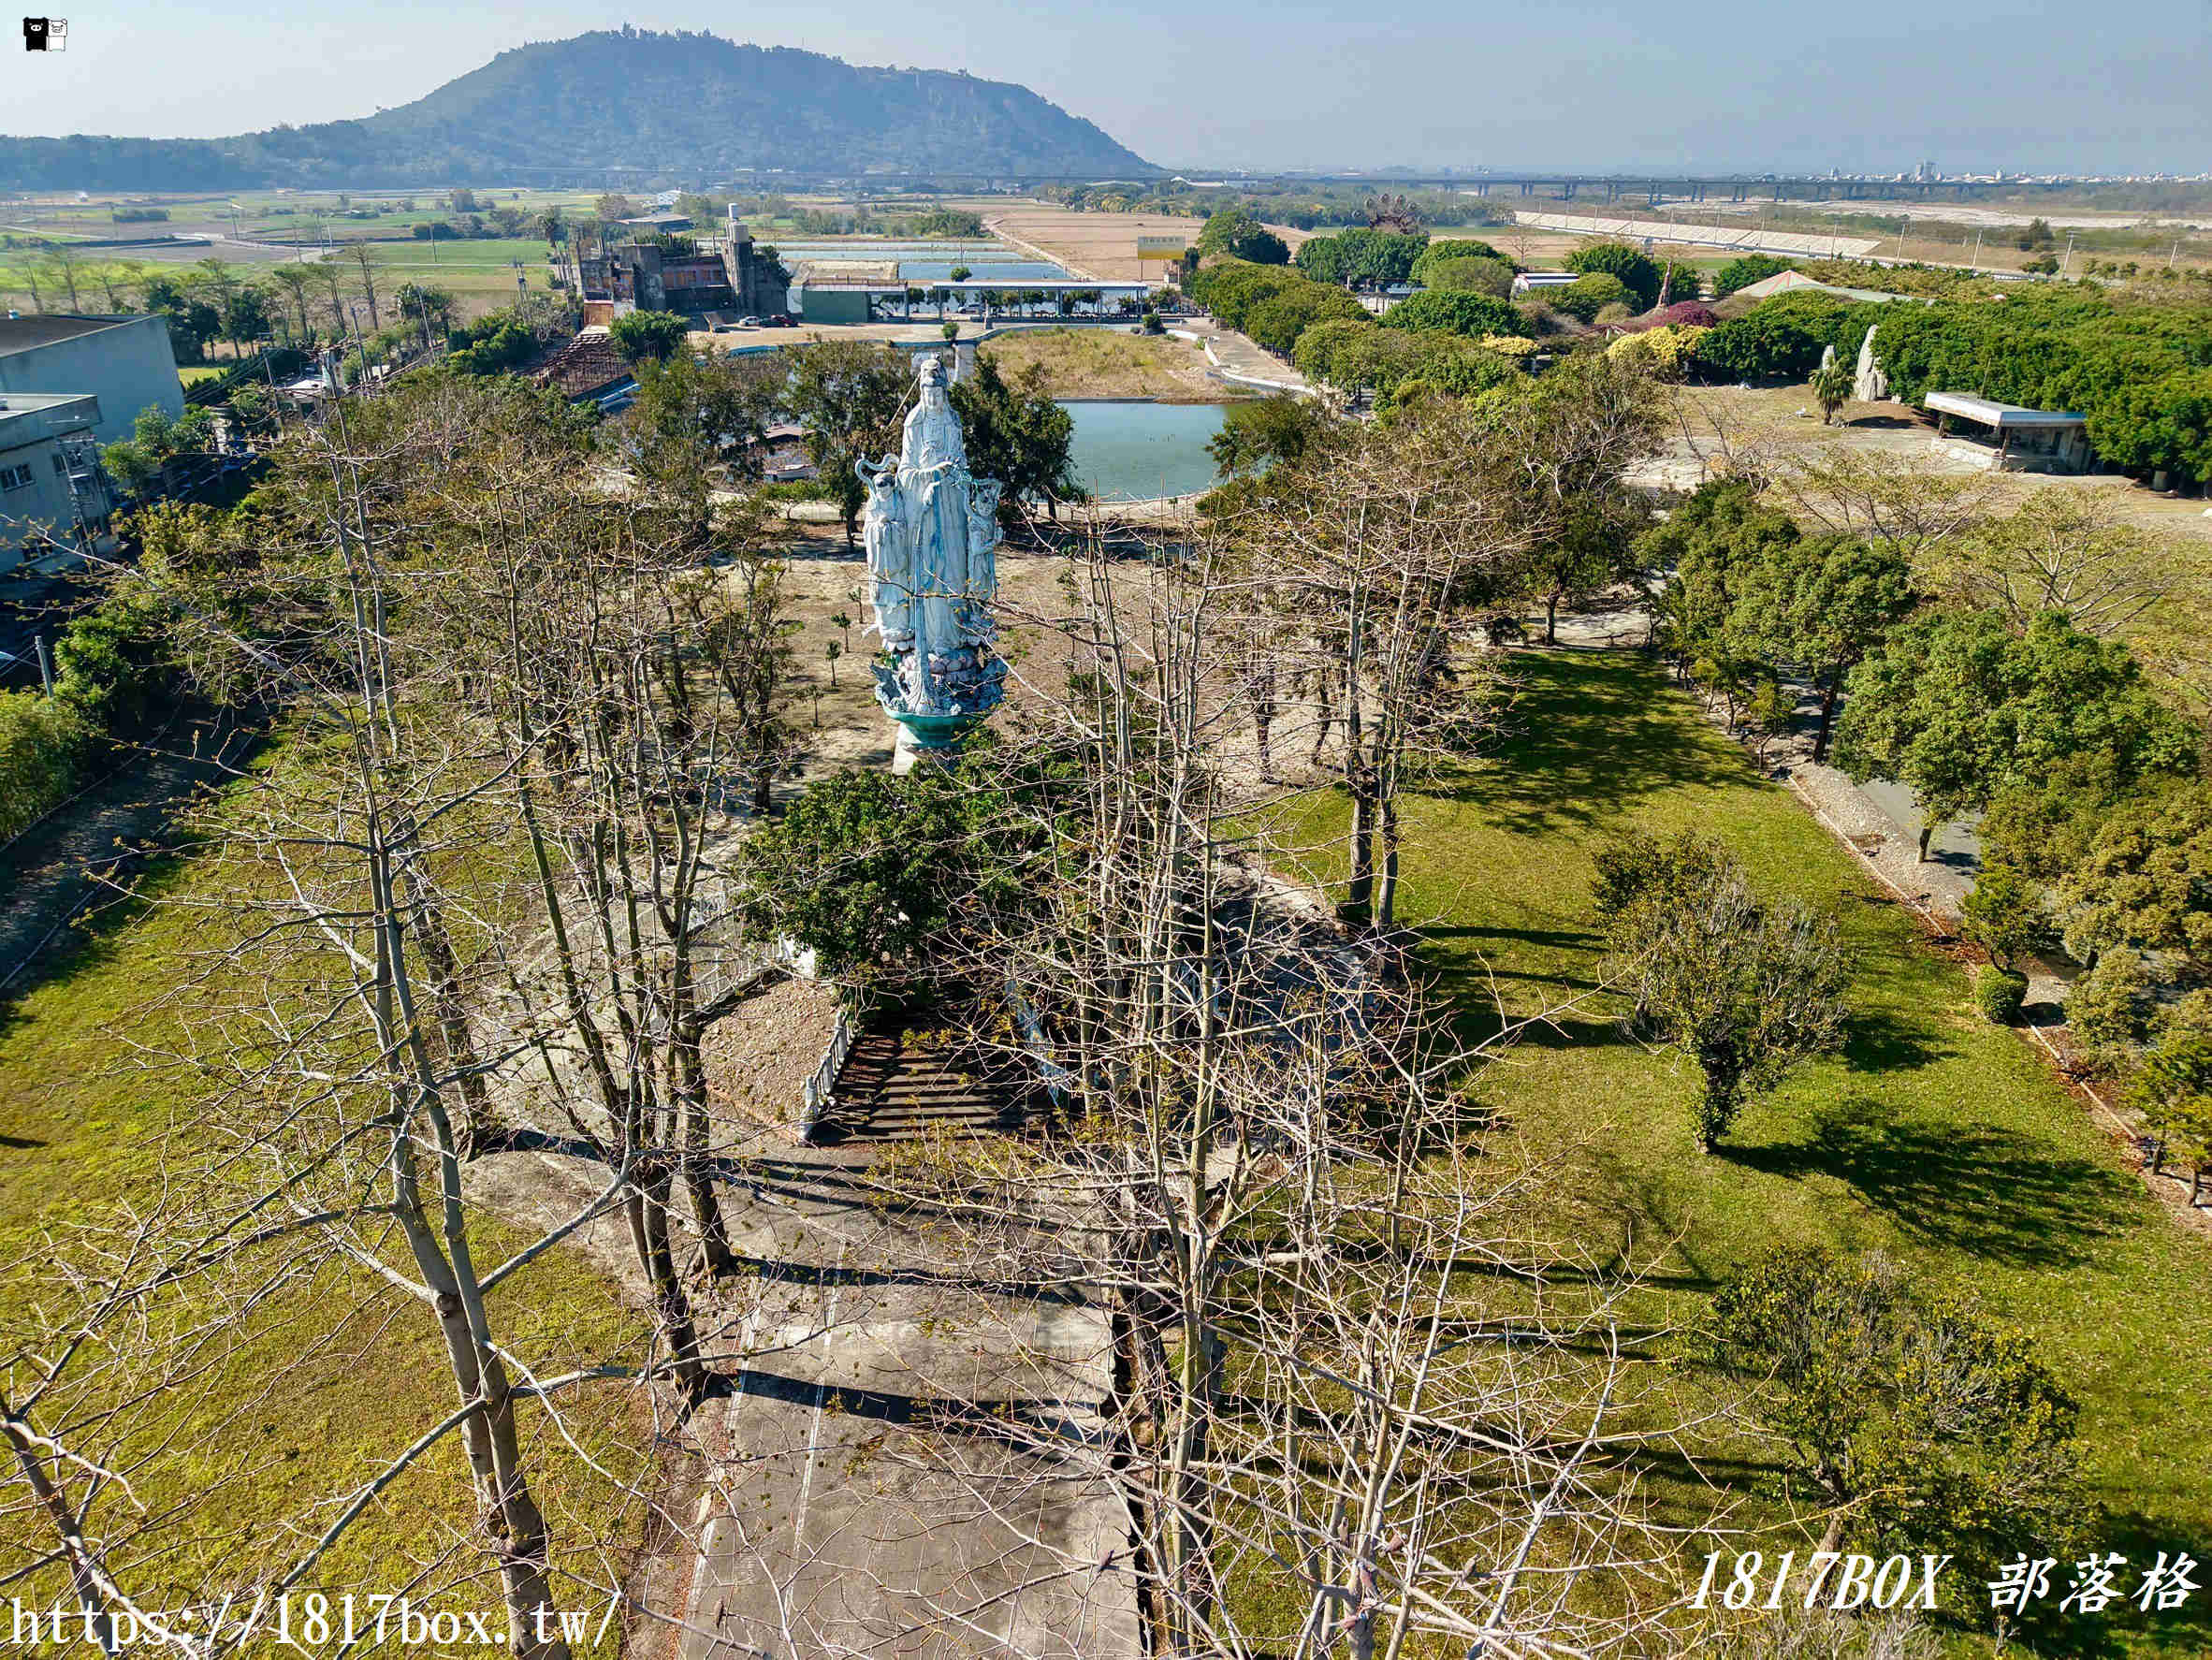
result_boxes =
[578,204,789,325]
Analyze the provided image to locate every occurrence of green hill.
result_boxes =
[0,28,1158,190]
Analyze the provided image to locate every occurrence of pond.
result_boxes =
[1061,400,1229,503]
[777,240,1070,285]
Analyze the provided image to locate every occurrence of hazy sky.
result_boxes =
[6,2,2208,175]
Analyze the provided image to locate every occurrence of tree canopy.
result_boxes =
[783,339,911,543]
[1834,608,2198,855]
[1291,228,1427,289]
[1197,209,1289,265]
[1713,253,1796,298]
[1409,239,1516,285]
[1564,241,1664,310]
[1867,284,2212,486]
[952,355,1080,522]
[607,308,693,364]
[1710,1245,2088,1583]
[1689,292,1874,383]
[1376,290,1522,341]
[1596,829,1850,1150]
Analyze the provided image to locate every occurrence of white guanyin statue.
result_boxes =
[859,355,1008,764]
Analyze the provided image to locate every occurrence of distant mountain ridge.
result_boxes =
[0,29,1159,190]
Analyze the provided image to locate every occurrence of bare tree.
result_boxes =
[342,238,383,330]
[1767,447,1999,564]
[718,523,1718,1657]
[1941,486,2188,638]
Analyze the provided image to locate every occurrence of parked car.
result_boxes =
[764,313,796,328]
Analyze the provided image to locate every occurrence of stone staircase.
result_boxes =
[820,1019,1036,1143]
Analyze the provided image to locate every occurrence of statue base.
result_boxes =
[887,709,979,774]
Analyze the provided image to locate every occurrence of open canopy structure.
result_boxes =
[1926,390,2093,473]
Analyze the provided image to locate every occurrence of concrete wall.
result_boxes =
[798,289,871,326]
[0,315,182,446]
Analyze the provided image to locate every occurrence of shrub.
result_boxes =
[1975,965,2030,1024]
[0,691,88,843]
[1550,272,1630,323]
[1959,865,2057,971]
[1594,302,1633,325]
[1564,241,1663,309]
[1376,290,1522,340]
[1514,299,1560,336]
[1607,324,1710,380]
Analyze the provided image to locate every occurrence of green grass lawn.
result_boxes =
[1270,648,2212,1655]
[0,765,649,1640]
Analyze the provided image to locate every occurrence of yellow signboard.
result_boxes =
[1136,236,1186,258]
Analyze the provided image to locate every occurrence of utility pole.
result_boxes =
[34,633,51,696]
[2062,230,2075,276]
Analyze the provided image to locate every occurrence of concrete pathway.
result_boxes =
[675,1148,1134,1659]
[1170,319,1312,397]
[468,1026,1139,1660]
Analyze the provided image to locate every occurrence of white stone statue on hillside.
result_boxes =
[860,355,1007,766]
[1853,325,1890,402]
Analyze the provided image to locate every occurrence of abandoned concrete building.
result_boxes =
[580,205,789,324]
[1926,391,2096,473]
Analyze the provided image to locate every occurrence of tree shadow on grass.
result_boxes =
[1416,919,1620,1055]
[1424,652,1755,836]
[1725,1096,2139,1270]
[1839,1008,1948,1075]
[1419,949,1620,1054]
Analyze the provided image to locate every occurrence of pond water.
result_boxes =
[777,240,1070,285]
[1061,400,1228,502]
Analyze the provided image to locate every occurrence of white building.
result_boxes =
[0,313,183,446]
[0,392,113,572]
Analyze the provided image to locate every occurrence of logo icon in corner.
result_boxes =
[23,17,66,51]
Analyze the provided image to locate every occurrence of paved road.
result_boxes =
[1171,319,1311,396]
